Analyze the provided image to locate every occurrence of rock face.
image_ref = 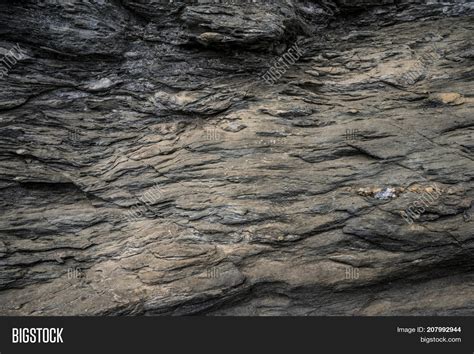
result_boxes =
[0,0,472,315]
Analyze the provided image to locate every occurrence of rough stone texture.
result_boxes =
[0,0,472,315]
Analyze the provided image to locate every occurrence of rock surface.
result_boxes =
[0,0,473,315]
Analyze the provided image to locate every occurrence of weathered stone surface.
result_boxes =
[0,0,472,315]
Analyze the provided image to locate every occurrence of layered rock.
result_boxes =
[0,0,472,315]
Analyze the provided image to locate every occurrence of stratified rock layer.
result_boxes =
[0,0,472,315]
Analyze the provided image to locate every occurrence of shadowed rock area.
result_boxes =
[0,0,473,315]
